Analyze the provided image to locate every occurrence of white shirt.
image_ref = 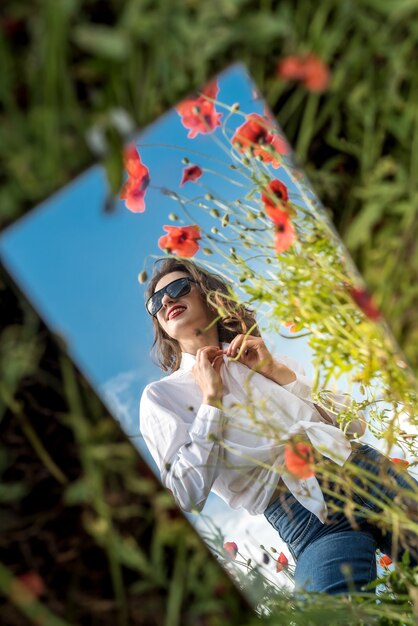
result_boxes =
[140,341,364,523]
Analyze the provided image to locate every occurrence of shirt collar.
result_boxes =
[179,341,230,372]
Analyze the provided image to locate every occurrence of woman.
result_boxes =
[140,257,418,595]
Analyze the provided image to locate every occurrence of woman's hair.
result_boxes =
[145,258,261,373]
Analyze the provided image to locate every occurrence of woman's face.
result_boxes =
[154,271,215,343]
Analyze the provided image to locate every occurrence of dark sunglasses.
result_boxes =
[146,277,196,317]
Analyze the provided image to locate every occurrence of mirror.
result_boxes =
[1,63,418,613]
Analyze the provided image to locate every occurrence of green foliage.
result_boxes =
[2,0,418,623]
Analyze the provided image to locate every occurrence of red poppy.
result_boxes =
[201,79,219,102]
[180,164,203,186]
[302,55,331,92]
[391,458,410,469]
[348,286,381,321]
[278,56,307,81]
[379,554,393,568]
[176,80,223,139]
[270,132,291,158]
[223,541,238,560]
[158,224,201,257]
[123,144,146,178]
[284,441,315,479]
[231,113,288,169]
[120,145,150,213]
[17,571,45,598]
[263,105,290,151]
[261,179,289,219]
[277,53,330,93]
[274,214,296,254]
[276,552,289,572]
[285,321,296,333]
[120,176,150,213]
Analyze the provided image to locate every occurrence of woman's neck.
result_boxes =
[178,329,221,355]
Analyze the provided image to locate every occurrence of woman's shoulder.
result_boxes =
[141,369,190,400]
[140,370,193,428]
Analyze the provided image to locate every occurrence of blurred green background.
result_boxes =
[1,1,418,624]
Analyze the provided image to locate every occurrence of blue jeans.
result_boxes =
[264,443,418,594]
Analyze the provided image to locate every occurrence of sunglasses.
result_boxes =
[146,277,197,317]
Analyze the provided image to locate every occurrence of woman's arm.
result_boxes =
[225,335,367,437]
[140,384,225,513]
[268,355,367,437]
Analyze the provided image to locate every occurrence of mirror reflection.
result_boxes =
[1,63,418,611]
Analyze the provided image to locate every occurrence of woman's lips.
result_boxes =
[169,307,186,319]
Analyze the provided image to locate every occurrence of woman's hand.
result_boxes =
[191,346,224,407]
[224,334,296,385]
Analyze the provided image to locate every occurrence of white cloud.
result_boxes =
[99,366,161,474]
[100,366,155,436]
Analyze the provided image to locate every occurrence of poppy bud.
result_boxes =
[276,552,289,572]
[223,541,238,560]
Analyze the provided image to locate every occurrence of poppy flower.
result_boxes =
[123,144,146,178]
[391,458,410,469]
[231,113,288,169]
[284,441,315,479]
[223,541,238,560]
[285,321,296,333]
[176,80,223,139]
[200,79,218,102]
[274,214,296,254]
[180,164,203,186]
[379,554,393,568]
[17,571,45,598]
[158,224,201,257]
[276,552,289,572]
[261,179,289,220]
[269,134,290,160]
[348,286,381,321]
[120,144,150,213]
[277,53,330,93]
[120,176,150,213]
[278,56,307,81]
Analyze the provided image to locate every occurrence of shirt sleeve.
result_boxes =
[275,354,366,437]
[139,384,226,513]
[275,354,313,400]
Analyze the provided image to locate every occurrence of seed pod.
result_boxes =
[222,213,230,227]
